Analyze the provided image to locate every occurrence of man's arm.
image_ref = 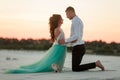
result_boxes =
[58,22,79,45]
[65,21,79,43]
[58,39,77,44]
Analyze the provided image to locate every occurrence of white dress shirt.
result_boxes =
[65,15,84,47]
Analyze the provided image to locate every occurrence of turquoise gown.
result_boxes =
[5,29,67,74]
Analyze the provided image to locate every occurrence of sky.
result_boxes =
[0,0,120,43]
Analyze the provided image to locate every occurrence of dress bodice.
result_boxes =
[53,28,65,45]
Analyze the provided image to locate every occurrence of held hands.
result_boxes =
[58,39,77,44]
[58,39,65,44]
[71,39,77,43]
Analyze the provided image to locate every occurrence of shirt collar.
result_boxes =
[72,15,77,22]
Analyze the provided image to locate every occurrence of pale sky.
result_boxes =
[0,0,120,43]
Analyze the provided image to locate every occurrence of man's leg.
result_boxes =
[72,44,96,71]
[72,44,85,71]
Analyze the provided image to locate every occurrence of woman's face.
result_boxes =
[60,18,63,24]
[59,17,63,26]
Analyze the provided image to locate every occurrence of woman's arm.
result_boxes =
[58,39,77,44]
[54,28,60,41]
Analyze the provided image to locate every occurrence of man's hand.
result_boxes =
[58,39,65,44]
[58,39,77,44]
[71,39,77,43]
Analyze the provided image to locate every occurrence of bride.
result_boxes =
[5,14,67,73]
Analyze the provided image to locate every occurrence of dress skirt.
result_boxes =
[5,44,67,74]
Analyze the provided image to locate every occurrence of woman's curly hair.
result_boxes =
[49,14,61,42]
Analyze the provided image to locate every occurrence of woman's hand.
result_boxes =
[58,39,77,44]
[58,39,65,44]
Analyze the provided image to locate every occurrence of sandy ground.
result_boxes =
[0,50,120,80]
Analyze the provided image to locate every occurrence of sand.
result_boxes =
[0,50,120,80]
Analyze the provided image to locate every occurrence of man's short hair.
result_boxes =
[65,6,75,12]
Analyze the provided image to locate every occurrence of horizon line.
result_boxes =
[0,36,119,44]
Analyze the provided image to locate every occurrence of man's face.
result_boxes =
[66,11,72,20]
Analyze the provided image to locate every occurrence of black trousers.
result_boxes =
[72,44,96,71]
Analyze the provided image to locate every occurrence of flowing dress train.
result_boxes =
[5,28,67,74]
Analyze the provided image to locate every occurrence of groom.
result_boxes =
[59,6,104,71]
